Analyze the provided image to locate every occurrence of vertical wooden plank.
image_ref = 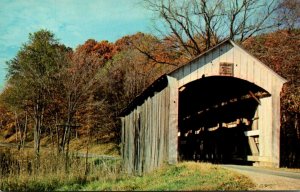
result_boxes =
[207,51,213,75]
[141,101,146,173]
[127,114,131,172]
[247,58,254,82]
[153,93,158,169]
[164,85,170,162]
[183,64,191,85]
[154,93,159,167]
[262,97,273,158]
[149,96,155,172]
[225,43,234,63]
[158,89,165,166]
[240,49,247,80]
[144,101,148,171]
[138,106,143,174]
[178,68,184,88]
[172,70,179,80]
[130,111,135,173]
[133,109,137,172]
[149,97,153,172]
[260,68,266,91]
[152,95,157,171]
[136,107,142,175]
[152,93,158,169]
[271,78,282,167]
[125,114,129,173]
[257,102,263,156]
[190,61,198,82]
[233,46,241,78]
[156,92,160,168]
[123,116,128,172]
[148,97,152,172]
[129,112,133,173]
[211,46,220,76]
[202,52,209,76]
[224,43,229,62]
[157,91,162,167]
[121,117,124,168]
[267,71,273,94]
[197,57,205,79]
[218,43,227,63]
[144,98,151,172]
[156,91,162,167]
[167,76,179,164]
[253,64,261,86]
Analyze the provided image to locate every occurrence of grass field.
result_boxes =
[58,162,254,191]
[0,140,254,191]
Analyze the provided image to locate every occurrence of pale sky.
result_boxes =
[0,0,154,91]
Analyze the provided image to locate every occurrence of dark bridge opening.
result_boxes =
[178,76,270,164]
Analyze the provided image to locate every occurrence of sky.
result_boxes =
[0,0,155,91]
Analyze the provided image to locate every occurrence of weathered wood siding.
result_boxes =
[169,40,287,167]
[170,42,285,94]
[121,76,178,174]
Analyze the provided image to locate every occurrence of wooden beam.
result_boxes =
[244,130,259,137]
[249,91,261,105]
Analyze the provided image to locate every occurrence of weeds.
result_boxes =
[0,148,254,191]
[59,162,254,191]
[0,148,121,191]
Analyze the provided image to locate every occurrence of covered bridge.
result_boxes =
[120,39,287,174]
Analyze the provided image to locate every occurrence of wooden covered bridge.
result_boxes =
[120,39,287,174]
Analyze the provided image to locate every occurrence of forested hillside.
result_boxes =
[0,31,178,155]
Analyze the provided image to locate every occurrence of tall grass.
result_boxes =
[0,148,254,191]
[0,148,121,191]
[59,162,254,191]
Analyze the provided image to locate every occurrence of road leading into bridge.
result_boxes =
[222,164,300,190]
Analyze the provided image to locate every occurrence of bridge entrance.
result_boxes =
[178,76,270,164]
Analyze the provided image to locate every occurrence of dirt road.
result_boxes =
[222,164,300,190]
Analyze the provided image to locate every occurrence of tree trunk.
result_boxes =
[21,111,28,149]
[65,123,71,173]
[14,111,20,149]
[64,95,73,173]
[85,130,90,176]
[34,116,41,155]
[34,102,42,159]
[55,113,60,154]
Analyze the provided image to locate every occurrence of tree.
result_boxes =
[144,0,280,59]
[277,0,300,30]
[53,39,119,159]
[0,99,16,141]
[5,29,70,157]
[0,93,28,149]
[108,32,183,108]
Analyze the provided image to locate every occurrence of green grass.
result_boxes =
[1,146,254,191]
[58,162,254,191]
